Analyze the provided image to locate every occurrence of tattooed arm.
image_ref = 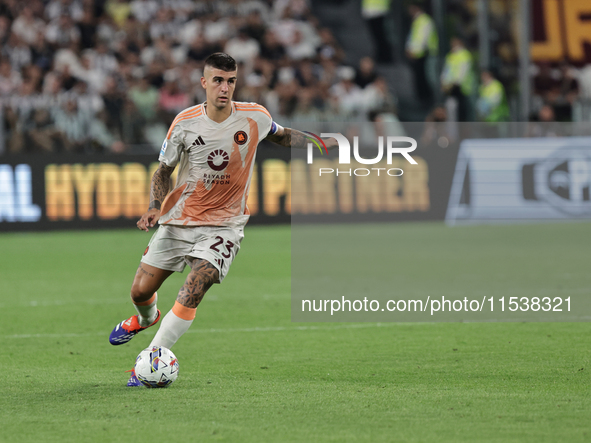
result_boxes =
[265,127,307,148]
[265,127,338,150]
[137,162,175,232]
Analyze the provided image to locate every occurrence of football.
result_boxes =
[134,346,179,388]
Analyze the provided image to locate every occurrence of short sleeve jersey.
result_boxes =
[158,101,273,228]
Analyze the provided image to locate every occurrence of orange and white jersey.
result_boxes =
[158,101,273,228]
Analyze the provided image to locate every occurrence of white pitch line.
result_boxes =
[4,322,404,340]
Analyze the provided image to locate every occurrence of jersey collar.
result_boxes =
[202,101,236,126]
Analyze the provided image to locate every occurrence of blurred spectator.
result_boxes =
[369,108,405,139]
[130,0,159,25]
[77,8,97,50]
[296,59,319,88]
[77,54,108,93]
[354,56,378,89]
[330,66,363,117]
[316,27,345,64]
[31,33,53,71]
[528,104,562,138]
[260,30,285,61]
[554,63,579,121]
[158,75,190,120]
[270,67,299,119]
[5,81,40,153]
[575,65,591,102]
[149,8,177,42]
[22,64,43,93]
[203,14,231,45]
[237,72,267,104]
[95,13,118,43]
[224,28,260,72]
[0,58,21,95]
[105,0,132,29]
[292,87,323,122]
[243,11,267,44]
[8,107,56,153]
[420,105,458,147]
[101,76,125,140]
[285,29,316,61]
[362,0,393,63]
[187,35,216,63]
[441,37,475,121]
[4,33,32,72]
[27,108,58,152]
[72,80,104,116]
[0,15,12,44]
[476,70,509,122]
[51,98,92,152]
[533,63,560,105]
[45,14,81,49]
[179,17,202,47]
[45,0,84,23]
[129,75,159,122]
[405,2,438,104]
[84,41,119,76]
[362,76,396,115]
[11,6,45,46]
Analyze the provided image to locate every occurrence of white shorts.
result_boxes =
[140,224,244,282]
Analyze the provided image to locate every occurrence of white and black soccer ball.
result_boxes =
[134,346,179,388]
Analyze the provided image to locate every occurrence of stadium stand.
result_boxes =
[0,0,589,155]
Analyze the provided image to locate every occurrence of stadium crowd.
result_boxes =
[0,0,398,154]
[0,0,590,154]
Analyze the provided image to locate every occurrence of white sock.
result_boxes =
[134,292,158,327]
[149,309,193,349]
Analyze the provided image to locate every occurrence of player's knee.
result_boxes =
[130,280,155,303]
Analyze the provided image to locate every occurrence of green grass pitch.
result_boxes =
[1,222,590,442]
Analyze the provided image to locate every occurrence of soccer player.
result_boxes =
[108,53,333,386]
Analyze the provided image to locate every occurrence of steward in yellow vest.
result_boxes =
[405,3,439,104]
[476,70,510,122]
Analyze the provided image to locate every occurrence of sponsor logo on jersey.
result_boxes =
[234,131,248,145]
[203,173,230,185]
[191,136,206,147]
[160,140,167,156]
[143,246,149,256]
[207,149,230,171]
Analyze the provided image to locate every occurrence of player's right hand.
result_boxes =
[137,208,161,232]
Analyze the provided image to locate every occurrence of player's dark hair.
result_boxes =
[204,53,237,72]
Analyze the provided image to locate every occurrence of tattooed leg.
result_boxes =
[177,257,220,308]
[148,258,219,349]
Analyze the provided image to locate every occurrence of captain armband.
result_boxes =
[269,121,284,135]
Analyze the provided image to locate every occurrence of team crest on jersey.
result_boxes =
[207,149,230,171]
[234,131,248,145]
